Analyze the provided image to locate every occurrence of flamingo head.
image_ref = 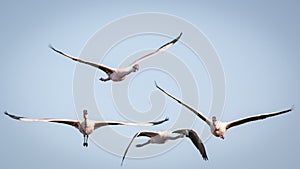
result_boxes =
[132,64,139,72]
[212,116,217,123]
[83,110,88,119]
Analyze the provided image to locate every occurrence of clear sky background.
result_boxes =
[0,0,299,169]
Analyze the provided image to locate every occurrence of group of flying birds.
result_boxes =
[5,32,293,166]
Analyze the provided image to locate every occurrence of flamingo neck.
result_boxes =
[84,117,88,129]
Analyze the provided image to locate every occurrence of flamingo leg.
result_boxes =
[86,135,89,147]
[99,77,110,82]
[136,140,151,148]
[83,135,89,147]
[169,135,184,140]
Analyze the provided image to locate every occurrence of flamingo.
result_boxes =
[49,33,182,82]
[121,128,208,166]
[155,81,293,140]
[4,109,169,147]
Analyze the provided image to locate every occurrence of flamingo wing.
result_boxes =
[94,117,169,130]
[155,81,211,126]
[4,111,80,129]
[49,45,115,74]
[226,106,293,130]
[130,33,182,66]
[173,129,208,160]
[121,131,159,166]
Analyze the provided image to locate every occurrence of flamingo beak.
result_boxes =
[220,135,225,139]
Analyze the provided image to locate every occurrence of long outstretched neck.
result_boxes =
[83,111,88,129]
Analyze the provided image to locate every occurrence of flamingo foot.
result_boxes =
[135,144,143,148]
[99,77,110,82]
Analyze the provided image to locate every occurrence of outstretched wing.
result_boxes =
[226,106,293,130]
[130,33,182,66]
[173,129,208,160]
[94,117,169,130]
[121,131,159,166]
[155,81,211,126]
[49,45,115,74]
[4,112,80,129]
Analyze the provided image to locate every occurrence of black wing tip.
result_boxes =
[154,81,158,88]
[177,32,183,39]
[154,81,162,91]
[291,104,295,111]
[282,105,294,114]
[120,158,125,166]
[171,32,183,44]
[150,117,169,125]
[48,44,64,55]
[48,44,56,50]
[164,116,169,121]
[156,32,182,50]
[48,44,59,52]
[4,111,11,116]
[4,111,22,120]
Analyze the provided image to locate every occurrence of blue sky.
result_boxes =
[1,0,299,169]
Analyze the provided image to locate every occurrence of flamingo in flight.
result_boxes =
[121,128,208,166]
[4,110,169,147]
[155,81,293,140]
[49,33,182,82]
